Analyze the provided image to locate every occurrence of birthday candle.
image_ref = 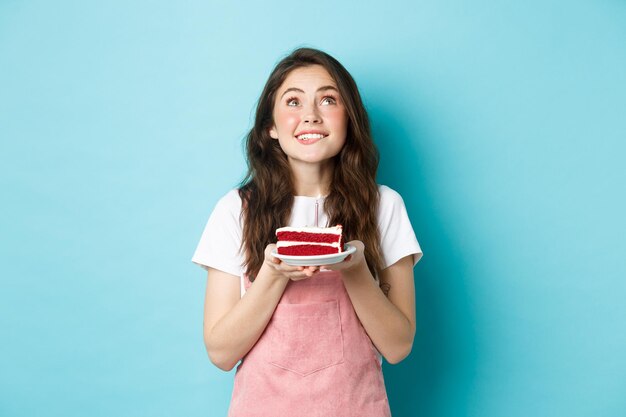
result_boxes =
[314,195,319,227]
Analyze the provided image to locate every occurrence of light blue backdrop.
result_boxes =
[1,1,624,416]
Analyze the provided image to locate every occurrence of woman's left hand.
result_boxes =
[320,240,366,273]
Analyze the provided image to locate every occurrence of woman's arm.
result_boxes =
[203,245,320,371]
[325,240,416,364]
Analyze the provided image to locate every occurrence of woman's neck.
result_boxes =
[289,160,334,197]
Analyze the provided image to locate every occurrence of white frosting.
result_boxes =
[276,225,342,235]
[276,241,341,248]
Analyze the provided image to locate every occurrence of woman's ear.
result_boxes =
[269,126,278,139]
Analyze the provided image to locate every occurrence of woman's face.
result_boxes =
[269,65,348,167]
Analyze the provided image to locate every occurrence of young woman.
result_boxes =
[192,47,423,416]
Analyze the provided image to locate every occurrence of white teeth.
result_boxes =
[297,133,326,140]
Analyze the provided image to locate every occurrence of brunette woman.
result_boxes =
[193,47,423,416]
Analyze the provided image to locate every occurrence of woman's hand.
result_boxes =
[263,244,320,281]
[322,240,417,363]
[320,240,366,274]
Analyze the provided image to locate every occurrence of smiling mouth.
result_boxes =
[296,133,328,141]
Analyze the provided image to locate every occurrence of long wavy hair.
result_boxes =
[239,47,383,280]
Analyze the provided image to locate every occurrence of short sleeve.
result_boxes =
[378,185,423,269]
[191,190,244,277]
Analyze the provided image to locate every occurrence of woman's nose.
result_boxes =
[302,104,321,123]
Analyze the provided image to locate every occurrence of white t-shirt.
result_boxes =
[192,185,423,292]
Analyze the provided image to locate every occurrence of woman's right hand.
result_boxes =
[204,244,318,371]
[263,244,320,281]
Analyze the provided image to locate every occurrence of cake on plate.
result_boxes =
[276,225,344,256]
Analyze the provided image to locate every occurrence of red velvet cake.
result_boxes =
[276,225,344,256]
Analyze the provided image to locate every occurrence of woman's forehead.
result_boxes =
[279,65,337,92]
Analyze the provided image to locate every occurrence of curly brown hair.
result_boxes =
[239,47,383,280]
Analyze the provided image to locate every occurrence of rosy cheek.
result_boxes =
[322,108,347,123]
[274,110,298,127]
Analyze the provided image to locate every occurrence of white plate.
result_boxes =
[271,244,356,266]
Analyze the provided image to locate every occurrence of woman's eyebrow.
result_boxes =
[317,85,338,93]
[279,85,338,99]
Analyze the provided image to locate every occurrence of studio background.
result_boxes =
[1,1,624,416]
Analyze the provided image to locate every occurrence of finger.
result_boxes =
[289,267,316,278]
[290,274,312,281]
[304,268,318,277]
[279,264,306,273]
[265,244,279,261]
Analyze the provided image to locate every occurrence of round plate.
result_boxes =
[271,244,356,266]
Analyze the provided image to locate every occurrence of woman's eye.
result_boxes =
[321,96,337,105]
[286,97,299,106]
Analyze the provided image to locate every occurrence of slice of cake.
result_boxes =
[276,225,344,256]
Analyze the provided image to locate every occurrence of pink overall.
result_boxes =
[228,270,391,417]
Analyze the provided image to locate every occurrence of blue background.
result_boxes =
[1,1,625,416]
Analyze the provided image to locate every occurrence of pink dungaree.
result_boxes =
[228,270,391,417]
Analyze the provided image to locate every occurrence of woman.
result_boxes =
[192,47,423,416]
